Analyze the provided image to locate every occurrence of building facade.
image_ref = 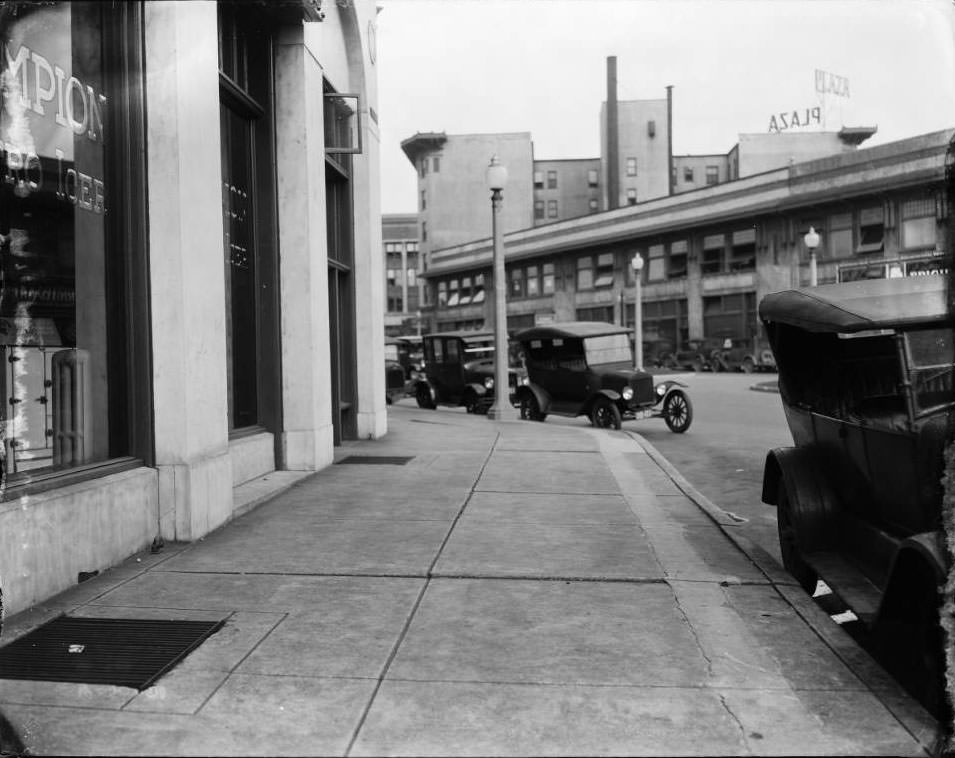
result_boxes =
[383,213,423,336]
[400,131,535,261]
[420,130,952,351]
[0,0,384,618]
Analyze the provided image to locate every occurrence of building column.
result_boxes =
[145,1,233,541]
[350,51,387,440]
[274,25,335,469]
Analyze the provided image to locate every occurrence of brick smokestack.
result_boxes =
[607,56,619,210]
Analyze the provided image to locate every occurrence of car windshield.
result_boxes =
[907,328,955,413]
[584,333,632,366]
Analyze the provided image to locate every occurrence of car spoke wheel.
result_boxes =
[741,357,755,374]
[464,391,479,414]
[520,394,545,422]
[415,384,435,410]
[776,483,818,595]
[663,390,693,433]
[590,398,622,430]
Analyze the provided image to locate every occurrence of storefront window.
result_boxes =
[0,2,146,483]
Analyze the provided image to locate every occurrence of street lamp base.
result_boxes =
[486,403,517,421]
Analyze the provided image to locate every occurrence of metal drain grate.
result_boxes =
[336,456,413,465]
[0,616,225,690]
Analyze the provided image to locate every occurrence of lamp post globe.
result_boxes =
[631,254,644,371]
[804,226,820,286]
[486,156,515,420]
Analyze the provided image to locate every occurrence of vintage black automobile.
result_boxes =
[384,338,409,405]
[513,322,693,432]
[665,338,714,372]
[709,337,776,373]
[414,331,520,413]
[759,274,951,717]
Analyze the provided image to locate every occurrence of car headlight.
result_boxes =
[622,386,634,401]
[484,377,494,390]
[521,376,530,386]
[655,383,667,397]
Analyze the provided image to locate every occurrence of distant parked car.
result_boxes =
[759,274,950,718]
[513,322,692,432]
[709,338,776,373]
[413,331,520,413]
[666,339,713,372]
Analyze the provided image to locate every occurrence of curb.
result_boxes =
[627,430,942,754]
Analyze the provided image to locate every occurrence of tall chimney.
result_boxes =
[607,56,619,210]
[666,85,674,196]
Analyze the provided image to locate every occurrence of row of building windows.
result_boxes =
[426,194,942,309]
[419,155,441,177]
[437,274,486,307]
[679,166,720,185]
[533,168,601,189]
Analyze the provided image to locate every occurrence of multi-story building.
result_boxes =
[383,213,423,336]
[0,0,384,618]
[419,130,952,351]
[533,158,603,224]
[399,131,535,261]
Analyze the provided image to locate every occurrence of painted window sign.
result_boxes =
[2,15,108,214]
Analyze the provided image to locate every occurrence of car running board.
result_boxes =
[803,551,881,625]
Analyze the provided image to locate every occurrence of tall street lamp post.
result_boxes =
[486,156,514,420]
[631,253,644,370]
[804,226,820,286]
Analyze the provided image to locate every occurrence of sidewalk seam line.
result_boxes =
[342,432,503,757]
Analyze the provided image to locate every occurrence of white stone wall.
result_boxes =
[0,468,158,617]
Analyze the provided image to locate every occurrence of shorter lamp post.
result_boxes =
[631,254,644,370]
[485,156,515,420]
[804,226,820,286]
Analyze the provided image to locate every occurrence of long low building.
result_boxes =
[419,129,952,356]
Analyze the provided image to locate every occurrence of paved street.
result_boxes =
[0,405,940,756]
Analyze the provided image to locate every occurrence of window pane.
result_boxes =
[0,2,138,474]
[902,217,936,249]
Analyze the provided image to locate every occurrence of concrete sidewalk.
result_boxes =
[0,404,940,756]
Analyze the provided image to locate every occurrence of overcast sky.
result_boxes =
[375,0,955,214]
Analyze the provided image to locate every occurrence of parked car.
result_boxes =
[384,338,410,405]
[759,274,951,717]
[666,338,713,372]
[709,337,776,373]
[413,331,520,413]
[513,321,692,432]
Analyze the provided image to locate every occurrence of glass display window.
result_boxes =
[0,2,147,484]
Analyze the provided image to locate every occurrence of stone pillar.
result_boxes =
[348,38,386,440]
[145,1,233,541]
[274,24,336,469]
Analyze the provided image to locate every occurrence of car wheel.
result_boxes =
[741,357,755,374]
[590,397,622,430]
[415,384,435,410]
[463,391,479,414]
[520,394,545,422]
[663,390,693,433]
[873,571,947,721]
[776,483,818,595]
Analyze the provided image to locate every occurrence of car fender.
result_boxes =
[652,380,687,405]
[464,382,488,398]
[582,388,621,416]
[761,446,840,552]
[877,531,949,623]
[516,382,552,412]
